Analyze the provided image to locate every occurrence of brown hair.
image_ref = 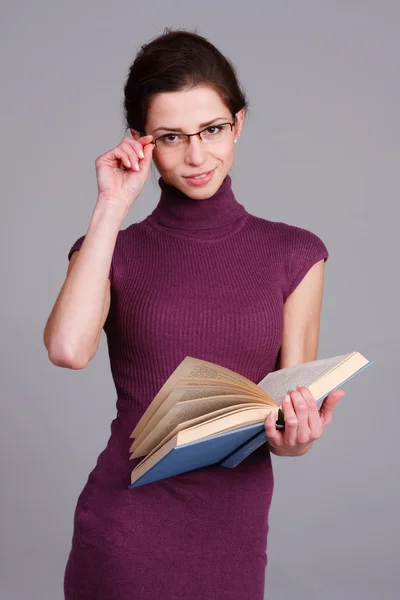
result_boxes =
[122,27,249,135]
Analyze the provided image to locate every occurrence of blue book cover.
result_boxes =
[220,360,374,468]
[129,422,266,488]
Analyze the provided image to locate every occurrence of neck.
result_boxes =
[148,174,248,239]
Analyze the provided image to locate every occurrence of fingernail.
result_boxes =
[139,150,144,159]
[283,394,291,403]
[135,163,140,171]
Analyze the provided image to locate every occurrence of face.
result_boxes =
[130,85,245,199]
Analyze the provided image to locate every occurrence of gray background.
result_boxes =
[1,1,398,599]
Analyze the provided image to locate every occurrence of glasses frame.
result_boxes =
[147,121,236,151]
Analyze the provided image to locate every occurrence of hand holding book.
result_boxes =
[265,385,345,457]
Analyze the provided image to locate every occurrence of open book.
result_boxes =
[128,352,373,488]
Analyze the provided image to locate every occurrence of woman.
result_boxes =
[44,28,344,600]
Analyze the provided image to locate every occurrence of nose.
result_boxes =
[184,134,207,166]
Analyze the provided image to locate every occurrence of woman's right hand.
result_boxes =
[95,134,155,218]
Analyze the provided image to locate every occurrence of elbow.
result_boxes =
[44,337,90,370]
[49,351,89,370]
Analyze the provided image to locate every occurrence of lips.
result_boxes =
[184,169,214,178]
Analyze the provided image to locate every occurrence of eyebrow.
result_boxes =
[152,117,230,135]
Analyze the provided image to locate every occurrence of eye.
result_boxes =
[205,125,224,135]
[159,134,181,144]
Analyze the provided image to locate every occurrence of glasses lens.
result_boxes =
[200,123,232,143]
[155,134,187,154]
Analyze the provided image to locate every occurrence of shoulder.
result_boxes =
[281,221,329,301]
[246,214,329,300]
[246,214,328,257]
[67,221,149,287]
[279,221,329,270]
[67,220,148,261]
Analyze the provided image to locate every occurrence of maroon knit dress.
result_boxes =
[63,174,329,599]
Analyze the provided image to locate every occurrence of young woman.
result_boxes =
[44,28,344,600]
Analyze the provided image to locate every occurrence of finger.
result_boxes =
[131,138,148,161]
[120,136,154,172]
[290,389,311,445]
[264,410,282,447]
[298,387,323,439]
[113,147,133,170]
[138,134,154,146]
[120,136,153,167]
[282,394,298,447]
[128,135,154,156]
[135,139,154,174]
[141,137,155,164]
[319,389,344,428]
[120,142,141,171]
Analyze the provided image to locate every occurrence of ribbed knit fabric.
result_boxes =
[64,174,329,600]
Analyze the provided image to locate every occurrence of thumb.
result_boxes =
[319,389,345,427]
[140,138,155,172]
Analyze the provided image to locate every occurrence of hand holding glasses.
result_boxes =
[95,134,155,221]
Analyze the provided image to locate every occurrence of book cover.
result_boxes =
[128,422,266,488]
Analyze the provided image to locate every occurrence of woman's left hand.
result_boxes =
[265,386,345,456]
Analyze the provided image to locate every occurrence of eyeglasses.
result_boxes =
[149,121,235,154]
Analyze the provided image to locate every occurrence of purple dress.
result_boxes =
[64,175,329,599]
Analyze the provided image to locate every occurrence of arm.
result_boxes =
[43,202,123,369]
[278,258,325,370]
[268,258,325,456]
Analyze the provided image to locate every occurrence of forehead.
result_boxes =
[147,86,230,130]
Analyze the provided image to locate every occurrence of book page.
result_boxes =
[176,383,260,399]
[181,361,269,397]
[257,353,353,403]
[176,394,269,412]
[130,398,264,458]
[132,405,274,466]
[130,384,263,453]
[130,356,271,439]
[178,378,267,399]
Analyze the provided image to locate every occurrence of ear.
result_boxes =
[233,108,245,141]
[129,128,141,141]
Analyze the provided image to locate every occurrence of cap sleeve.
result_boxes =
[68,235,85,261]
[68,234,113,282]
[284,225,329,300]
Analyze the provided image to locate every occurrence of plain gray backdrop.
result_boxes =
[1,2,398,599]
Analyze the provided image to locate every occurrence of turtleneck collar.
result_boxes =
[147,174,248,240]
